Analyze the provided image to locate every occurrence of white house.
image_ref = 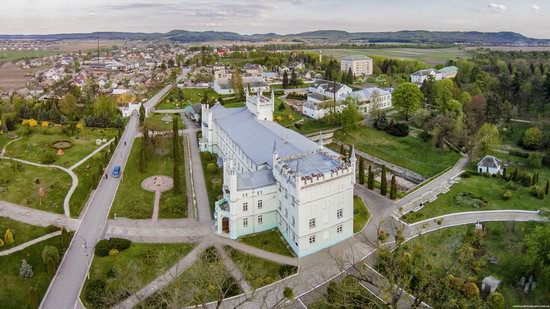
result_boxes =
[201,90,355,257]
[410,69,442,84]
[341,55,373,76]
[477,155,502,175]
[213,77,270,95]
[309,80,353,101]
[302,100,345,120]
[350,87,392,114]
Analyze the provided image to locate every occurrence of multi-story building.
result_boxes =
[350,87,393,114]
[201,90,356,257]
[341,55,374,76]
[410,66,458,84]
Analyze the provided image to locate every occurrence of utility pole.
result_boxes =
[97,36,100,64]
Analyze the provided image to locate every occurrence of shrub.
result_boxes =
[278,265,297,278]
[42,246,60,265]
[84,279,107,308]
[526,152,543,168]
[487,292,505,309]
[502,191,512,200]
[283,287,294,299]
[19,259,34,278]
[522,127,543,150]
[530,185,545,200]
[508,149,529,158]
[461,171,472,178]
[4,228,14,244]
[201,247,219,262]
[109,248,119,256]
[95,238,132,257]
[385,121,409,137]
[41,152,57,164]
[206,163,218,174]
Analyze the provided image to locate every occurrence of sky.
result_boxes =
[1,0,549,38]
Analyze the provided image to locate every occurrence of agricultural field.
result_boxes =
[337,125,460,177]
[317,47,469,65]
[0,50,61,63]
[0,62,41,92]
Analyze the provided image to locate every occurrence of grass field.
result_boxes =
[0,50,61,63]
[70,148,110,217]
[6,126,118,168]
[156,88,221,108]
[200,151,223,217]
[353,197,370,233]
[0,235,68,308]
[403,222,549,307]
[145,113,178,131]
[401,174,549,223]
[274,98,303,127]
[239,229,294,257]
[317,48,469,65]
[226,246,297,289]
[0,159,71,213]
[337,125,460,177]
[0,217,52,251]
[110,136,187,219]
[81,243,195,309]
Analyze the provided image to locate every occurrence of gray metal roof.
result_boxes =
[284,152,341,175]
[237,169,276,190]
[477,155,502,169]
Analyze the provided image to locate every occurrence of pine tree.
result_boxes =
[139,104,145,125]
[358,157,365,184]
[29,287,38,309]
[282,70,289,88]
[367,165,374,190]
[42,246,60,265]
[380,165,388,196]
[46,257,56,276]
[61,228,69,250]
[390,175,397,200]
[290,68,298,86]
[4,228,14,244]
[173,117,181,194]
[546,180,549,195]
[347,144,353,160]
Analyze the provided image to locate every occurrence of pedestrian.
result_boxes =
[105,174,108,180]
[124,141,127,146]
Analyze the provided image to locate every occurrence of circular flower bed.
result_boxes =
[50,140,73,149]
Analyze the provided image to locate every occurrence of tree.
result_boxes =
[42,246,60,266]
[522,127,543,150]
[61,228,69,250]
[139,104,145,125]
[525,224,550,285]
[390,175,397,200]
[93,96,118,119]
[20,259,34,279]
[173,116,181,194]
[4,228,14,244]
[367,165,374,190]
[392,82,424,120]
[139,138,146,173]
[290,68,298,86]
[474,123,500,157]
[487,292,505,309]
[546,180,549,195]
[58,94,77,118]
[358,157,365,184]
[340,97,361,132]
[28,287,39,309]
[282,70,289,88]
[380,165,388,196]
[46,257,57,276]
[231,67,244,99]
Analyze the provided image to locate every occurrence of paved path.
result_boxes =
[154,109,186,114]
[182,133,195,219]
[181,115,212,221]
[40,113,139,309]
[105,218,211,243]
[0,200,80,230]
[216,235,299,267]
[144,69,190,116]
[216,243,254,294]
[68,138,114,171]
[0,231,61,256]
[113,239,212,309]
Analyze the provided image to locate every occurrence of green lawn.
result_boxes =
[402,174,550,223]
[274,98,302,127]
[226,246,297,289]
[0,159,71,213]
[0,217,52,251]
[81,243,195,309]
[138,247,241,308]
[110,136,187,219]
[200,151,223,217]
[70,148,110,217]
[404,222,549,307]
[317,48,469,65]
[293,118,340,135]
[6,126,118,168]
[337,125,460,177]
[239,229,295,257]
[145,113,177,131]
[353,197,370,233]
[0,235,68,309]
[0,50,61,63]
[223,101,245,108]
[500,122,550,148]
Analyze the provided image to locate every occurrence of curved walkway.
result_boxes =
[0,200,80,230]
[0,231,61,256]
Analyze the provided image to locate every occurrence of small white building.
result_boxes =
[120,102,141,118]
[341,55,373,76]
[309,80,353,101]
[350,87,392,115]
[213,77,270,95]
[477,155,502,175]
[410,69,442,84]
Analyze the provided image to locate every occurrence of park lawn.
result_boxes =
[110,136,187,219]
[404,222,549,307]
[273,98,302,127]
[353,197,370,233]
[0,159,71,214]
[500,121,550,148]
[401,174,549,223]
[138,247,241,308]
[200,151,223,217]
[70,148,111,217]
[239,229,295,257]
[156,100,189,110]
[6,126,118,168]
[294,118,340,135]
[184,88,220,103]
[226,246,297,289]
[223,101,245,108]
[337,125,460,177]
[317,48,469,65]
[82,243,195,309]
[0,133,15,151]
[146,113,176,131]
[0,50,61,63]
[0,217,52,251]
[0,235,69,309]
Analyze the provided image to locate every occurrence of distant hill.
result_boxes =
[0,30,548,45]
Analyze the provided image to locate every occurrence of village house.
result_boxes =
[350,87,393,114]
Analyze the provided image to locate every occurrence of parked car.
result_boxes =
[112,165,121,178]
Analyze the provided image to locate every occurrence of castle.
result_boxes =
[200,90,356,257]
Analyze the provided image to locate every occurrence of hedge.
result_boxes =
[95,238,132,257]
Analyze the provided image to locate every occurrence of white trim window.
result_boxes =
[258,215,263,224]
[258,200,263,209]
[243,202,248,212]
[337,208,343,219]
[309,235,316,244]
[309,218,316,229]
[243,217,248,227]
[337,225,343,233]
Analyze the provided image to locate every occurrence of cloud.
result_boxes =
[532,4,540,12]
[488,3,506,13]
